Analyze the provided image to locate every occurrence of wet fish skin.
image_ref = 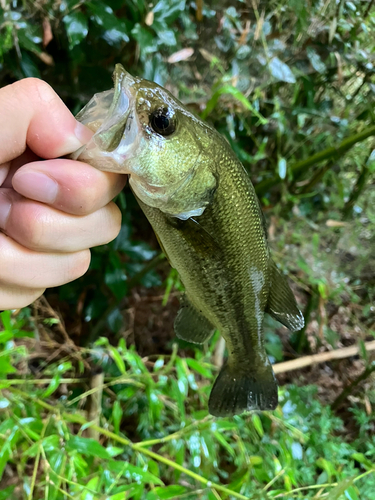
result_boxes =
[135,136,278,417]
[73,65,305,417]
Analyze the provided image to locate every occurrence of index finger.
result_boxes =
[0,78,93,164]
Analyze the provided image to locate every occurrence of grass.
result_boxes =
[1,311,375,499]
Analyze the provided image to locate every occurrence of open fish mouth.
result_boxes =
[70,64,140,173]
[72,64,210,219]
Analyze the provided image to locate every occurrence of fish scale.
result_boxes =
[72,64,305,417]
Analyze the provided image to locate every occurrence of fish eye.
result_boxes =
[150,107,176,136]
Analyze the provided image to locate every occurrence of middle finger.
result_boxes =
[12,159,127,216]
[0,189,122,253]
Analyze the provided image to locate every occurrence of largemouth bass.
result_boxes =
[72,64,304,417]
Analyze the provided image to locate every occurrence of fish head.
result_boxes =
[72,64,217,219]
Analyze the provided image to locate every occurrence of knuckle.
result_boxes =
[15,205,46,251]
[16,78,57,104]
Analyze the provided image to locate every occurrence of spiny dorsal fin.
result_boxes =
[266,260,304,332]
[174,294,216,344]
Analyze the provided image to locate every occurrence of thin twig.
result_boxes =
[331,362,375,410]
[364,0,375,18]
[87,371,104,441]
[273,340,375,374]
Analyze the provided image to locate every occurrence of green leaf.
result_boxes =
[203,84,267,124]
[0,310,12,333]
[67,436,111,459]
[109,346,126,374]
[105,265,128,301]
[307,47,326,74]
[41,374,61,398]
[17,29,42,54]
[158,29,177,46]
[107,460,163,486]
[278,157,287,180]
[357,339,368,363]
[87,1,129,44]
[269,57,296,83]
[131,24,156,53]
[186,358,212,378]
[19,52,41,78]
[344,485,360,500]
[107,491,137,500]
[25,435,60,457]
[63,12,88,48]
[252,414,264,437]
[214,431,236,458]
[81,476,99,500]
[0,446,10,481]
[146,485,187,499]
[0,331,12,344]
[351,452,374,469]
[154,0,185,24]
[106,446,124,457]
[249,455,263,465]
[327,477,355,500]
[0,486,15,500]
[112,400,123,434]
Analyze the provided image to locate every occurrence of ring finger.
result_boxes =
[0,189,122,253]
[0,233,91,288]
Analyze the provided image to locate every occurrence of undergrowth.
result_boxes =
[1,310,375,499]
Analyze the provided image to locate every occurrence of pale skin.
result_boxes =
[0,78,127,310]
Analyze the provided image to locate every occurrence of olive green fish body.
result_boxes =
[135,135,278,416]
[73,64,304,417]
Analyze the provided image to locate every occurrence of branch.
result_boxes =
[273,340,375,374]
[364,0,375,18]
[331,362,375,410]
[255,125,375,196]
[343,146,374,218]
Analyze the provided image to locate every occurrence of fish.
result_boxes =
[71,64,305,417]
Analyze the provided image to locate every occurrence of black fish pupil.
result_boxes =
[150,108,176,136]
[154,115,169,131]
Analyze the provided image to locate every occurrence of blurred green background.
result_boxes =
[1,0,375,498]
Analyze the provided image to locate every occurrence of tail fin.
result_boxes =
[208,362,278,417]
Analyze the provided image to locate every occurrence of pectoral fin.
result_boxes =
[174,294,216,344]
[266,261,304,332]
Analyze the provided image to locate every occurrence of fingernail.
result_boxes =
[0,191,12,228]
[13,172,58,204]
[74,121,94,145]
[60,122,94,155]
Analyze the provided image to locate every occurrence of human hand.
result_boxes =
[0,78,126,310]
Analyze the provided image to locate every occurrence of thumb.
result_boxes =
[0,78,93,164]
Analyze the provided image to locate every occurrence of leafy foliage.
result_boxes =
[1,311,375,499]
[1,0,374,340]
[0,0,375,498]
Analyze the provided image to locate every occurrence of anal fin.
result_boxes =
[174,294,216,344]
[266,260,304,332]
